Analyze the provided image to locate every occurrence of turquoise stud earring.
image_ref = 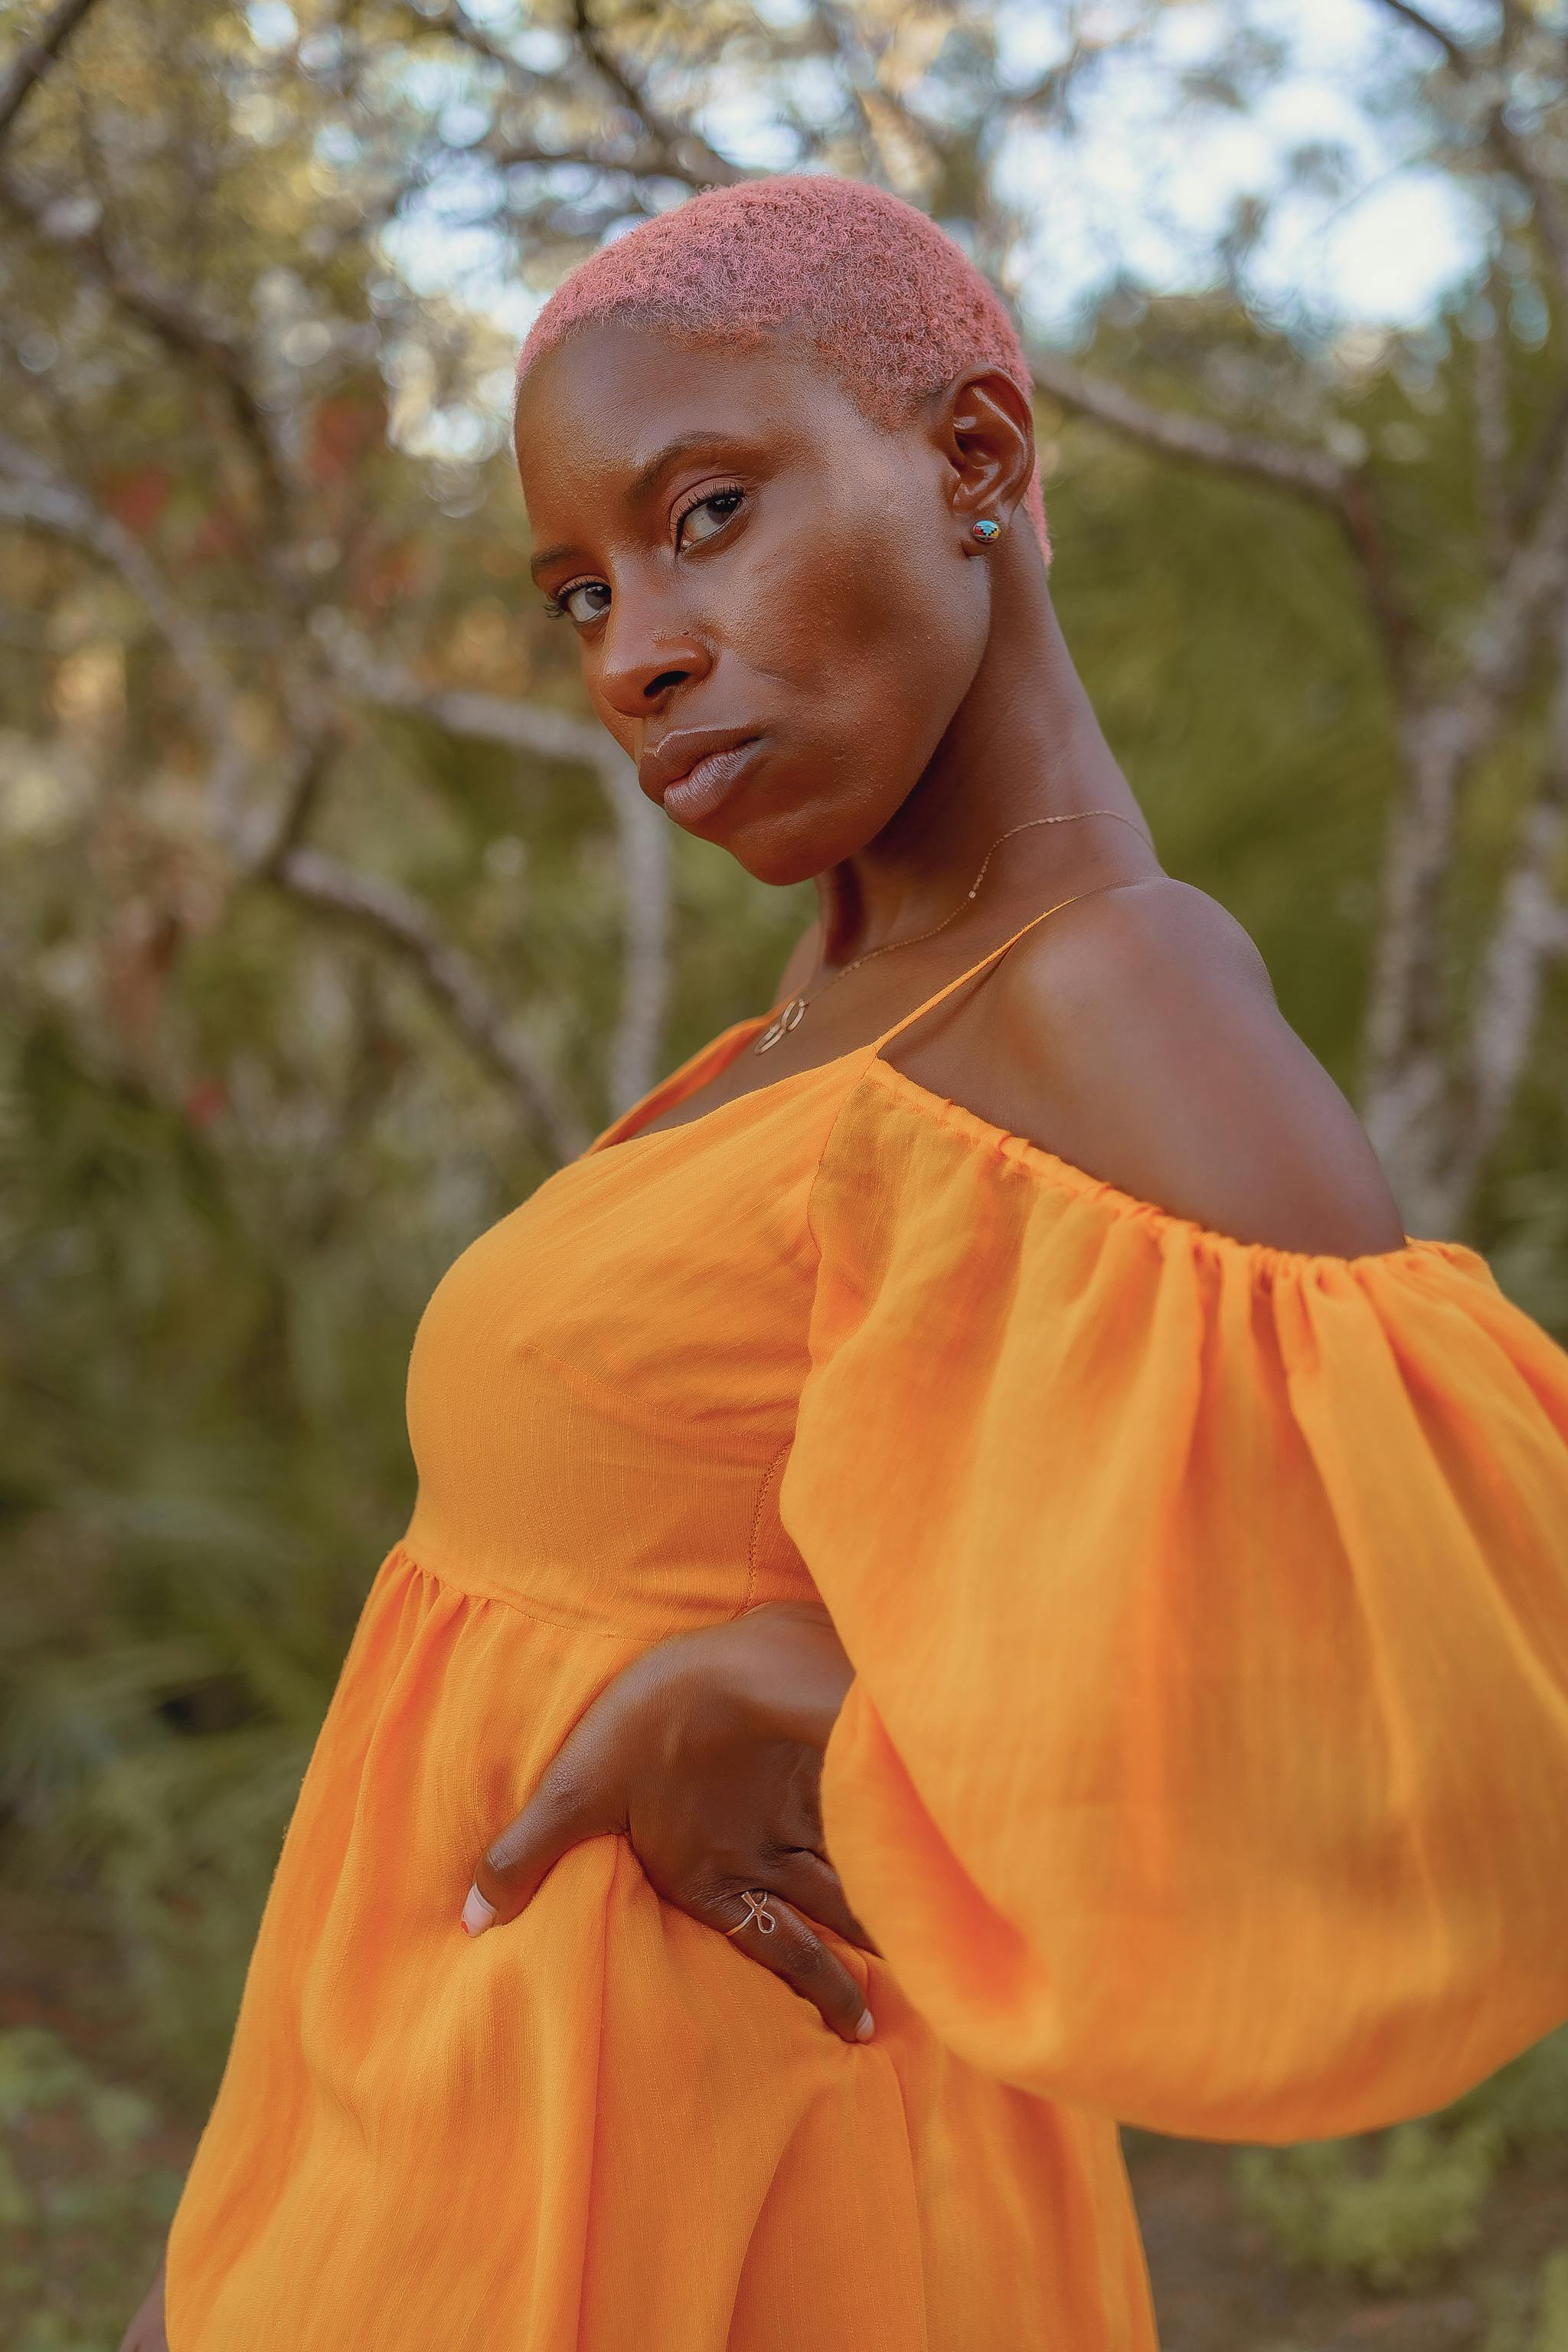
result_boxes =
[971,518,1002,544]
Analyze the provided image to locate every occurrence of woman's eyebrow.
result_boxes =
[528,430,760,581]
[528,541,577,583]
[626,428,751,505]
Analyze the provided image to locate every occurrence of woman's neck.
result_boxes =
[814,582,1148,963]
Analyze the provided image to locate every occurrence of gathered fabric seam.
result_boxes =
[860,1057,1474,1279]
[393,1542,746,1643]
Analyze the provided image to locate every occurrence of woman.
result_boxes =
[128,175,1568,2351]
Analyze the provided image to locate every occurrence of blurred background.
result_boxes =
[2,0,1567,2344]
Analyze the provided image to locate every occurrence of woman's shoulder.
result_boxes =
[887,877,1408,1259]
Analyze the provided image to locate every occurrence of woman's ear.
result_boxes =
[929,365,1036,533]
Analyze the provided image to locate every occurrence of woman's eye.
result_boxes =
[544,493,742,621]
[550,580,610,625]
[676,488,744,550]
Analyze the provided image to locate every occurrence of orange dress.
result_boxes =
[167,920,1568,2351]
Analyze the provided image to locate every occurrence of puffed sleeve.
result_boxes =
[779,1064,1568,2142]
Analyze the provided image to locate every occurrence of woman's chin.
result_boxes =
[694,801,833,889]
[723,832,835,891]
[707,791,897,891]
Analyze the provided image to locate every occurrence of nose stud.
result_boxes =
[970,518,1002,544]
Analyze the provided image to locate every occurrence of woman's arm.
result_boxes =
[773,1030,1568,2135]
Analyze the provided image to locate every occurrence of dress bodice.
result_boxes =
[402,1038,848,1638]
[400,902,1093,1641]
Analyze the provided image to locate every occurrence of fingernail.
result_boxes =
[855,2009,875,2042]
[461,1886,497,1938]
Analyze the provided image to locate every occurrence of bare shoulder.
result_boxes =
[901,877,1406,1256]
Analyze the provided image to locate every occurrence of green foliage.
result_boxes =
[1455,2024,1568,2150]
[0,1010,422,2083]
[1236,2118,1502,2290]
[0,2028,179,2351]
[1236,2028,1568,2292]
[1487,2252,1568,2352]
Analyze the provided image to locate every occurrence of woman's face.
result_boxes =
[513,320,996,886]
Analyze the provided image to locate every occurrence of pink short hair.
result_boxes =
[516,175,1048,554]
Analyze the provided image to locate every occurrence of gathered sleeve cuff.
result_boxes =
[780,1065,1568,2142]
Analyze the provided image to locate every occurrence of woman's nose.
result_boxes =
[596,595,713,717]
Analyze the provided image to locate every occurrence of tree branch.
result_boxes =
[400,0,586,96]
[1372,0,1568,300]
[394,4,718,197]
[489,137,691,183]
[0,170,293,521]
[804,0,902,189]
[1361,430,1568,1217]
[1374,0,1472,74]
[0,433,250,835]
[1027,346,1350,504]
[0,463,593,1155]
[341,651,606,763]
[1027,345,1417,686]
[341,649,671,1107]
[412,0,531,76]
[1456,614,1568,1198]
[570,0,743,187]
[0,0,103,150]
[1472,282,1512,575]
[253,727,341,879]
[276,848,589,1165]
[1512,376,1568,540]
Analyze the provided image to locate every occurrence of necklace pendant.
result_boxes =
[754,996,807,1054]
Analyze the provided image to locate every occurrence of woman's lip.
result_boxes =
[660,737,763,825]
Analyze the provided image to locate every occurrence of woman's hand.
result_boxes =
[118,2253,168,2352]
[461,1602,880,2043]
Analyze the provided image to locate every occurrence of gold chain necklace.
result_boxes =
[753,807,1152,1054]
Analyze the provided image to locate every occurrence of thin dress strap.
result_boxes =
[867,891,1093,1056]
